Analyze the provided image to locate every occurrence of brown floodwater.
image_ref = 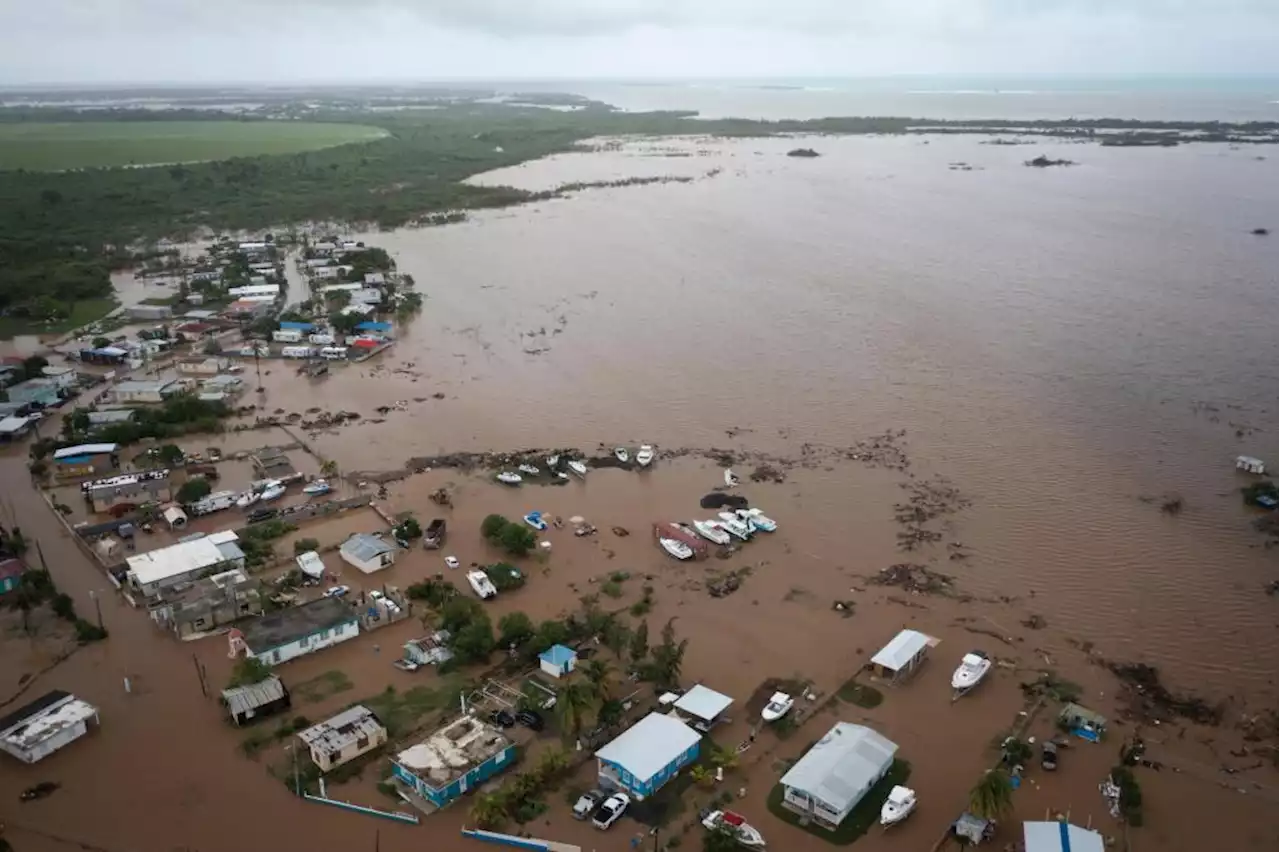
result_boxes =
[0,134,1275,852]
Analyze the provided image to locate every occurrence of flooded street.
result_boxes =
[0,133,1275,851]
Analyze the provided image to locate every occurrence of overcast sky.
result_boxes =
[1,0,1276,84]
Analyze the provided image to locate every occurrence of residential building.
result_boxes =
[6,378,64,408]
[81,469,172,513]
[52,443,120,478]
[189,269,222,283]
[0,690,100,764]
[364,272,386,286]
[125,530,245,596]
[278,321,316,332]
[538,644,577,678]
[298,705,387,772]
[339,534,398,574]
[403,631,453,667]
[669,684,734,732]
[313,266,340,280]
[0,558,27,594]
[0,415,34,442]
[354,321,393,335]
[147,567,262,638]
[176,356,230,376]
[126,304,173,321]
[350,288,382,306]
[870,629,931,682]
[228,284,280,299]
[86,408,137,429]
[40,366,78,389]
[778,722,898,830]
[79,346,129,365]
[237,597,360,666]
[392,715,516,808]
[200,374,244,396]
[320,282,362,294]
[111,379,178,405]
[595,712,702,800]
[222,675,291,726]
[1023,821,1105,852]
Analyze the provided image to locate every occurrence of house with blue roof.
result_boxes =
[278,321,315,332]
[538,644,577,678]
[355,321,392,334]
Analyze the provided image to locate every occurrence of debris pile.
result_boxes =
[868,563,954,596]
[1105,661,1225,726]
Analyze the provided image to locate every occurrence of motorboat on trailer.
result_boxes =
[567,460,588,477]
[701,810,766,848]
[614,447,630,464]
[303,479,331,496]
[692,520,732,545]
[715,512,754,540]
[951,651,992,696]
[736,508,777,532]
[259,481,286,502]
[524,511,548,531]
[659,537,694,560]
[495,471,523,485]
[636,445,655,467]
[467,570,498,600]
[879,786,917,827]
[761,692,794,722]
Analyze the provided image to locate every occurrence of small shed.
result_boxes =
[222,675,291,726]
[339,534,397,574]
[1059,703,1108,741]
[672,684,734,731]
[870,629,932,682]
[162,505,188,530]
[1236,455,1266,474]
[952,812,995,845]
[538,644,577,678]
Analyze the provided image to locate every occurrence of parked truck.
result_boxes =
[423,519,447,550]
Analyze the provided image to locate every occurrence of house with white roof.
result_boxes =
[125,530,245,596]
[339,534,398,574]
[595,712,702,800]
[0,689,100,764]
[870,629,932,683]
[1023,821,1106,852]
[779,722,898,830]
[298,705,387,772]
[667,683,734,732]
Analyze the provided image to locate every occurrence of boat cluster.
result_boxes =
[234,477,331,509]
[657,507,778,560]
[495,446,656,485]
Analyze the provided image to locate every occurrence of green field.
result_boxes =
[0,121,388,170]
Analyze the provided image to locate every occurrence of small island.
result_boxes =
[787,148,821,158]
[1025,155,1076,168]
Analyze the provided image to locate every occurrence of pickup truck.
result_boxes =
[423,518,447,550]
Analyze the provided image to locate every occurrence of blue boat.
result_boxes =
[523,511,548,531]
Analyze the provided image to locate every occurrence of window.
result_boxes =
[356,735,369,750]
[319,629,330,640]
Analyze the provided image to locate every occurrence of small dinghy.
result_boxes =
[702,810,766,848]
[636,445,655,467]
[303,479,331,496]
[737,508,777,532]
[517,464,541,476]
[761,692,794,722]
[879,786,917,827]
[659,537,694,560]
[692,520,732,545]
[951,651,992,696]
[724,469,740,487]
[259,481,286,502]
[715,512,754,540]
[524,511,548,531]
[495,471,523,485]
[235,490,260,509]
[614,447,630,463]
[567,460,588,477]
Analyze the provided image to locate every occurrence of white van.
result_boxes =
[272,329,303,343]
[281,346,315,359]
[308,333,335,346]
[319,347,349,360]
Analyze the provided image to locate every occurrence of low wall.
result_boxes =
[460,829,582,852]
[303,792,419,825]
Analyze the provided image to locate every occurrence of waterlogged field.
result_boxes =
[0,121,388,170]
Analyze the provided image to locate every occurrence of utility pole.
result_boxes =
[89,590,103,630]
[292,744,301,797]
[35,539,48,572]
[192,653,207,698]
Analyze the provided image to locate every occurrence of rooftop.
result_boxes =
[0,690,98,753]
[596,712,702,783]
[0,558,26,583]
[298,705,385,753]
[341,533,397,563]
[222,675,287,718]
[870,629,931,672]
[1023,821,1106,852]
[126,530,241,587]
[113,379,176,395]
[238,596,358,653]
[779,722,898,812]
[395,715,512,790]
[673,684,734,722]
[539,644,576,666]
[0,416,32,434]
[53,442,118,460]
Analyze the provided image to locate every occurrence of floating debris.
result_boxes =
[868,563,954,596]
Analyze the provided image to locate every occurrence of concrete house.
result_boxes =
[392,715,516,808]
[339,534,398,574]
[237,596,360,666]
[40,366,78,389]
[176,356,230,376]
[81,469,172,513]
[778,722,898,830]
[222,675,291,726]
[126,530,245,596]
[52,443,120,478]
[111,379,178,405]
[596,712,702,800]
[0,416,34,442]
[0,690,100,764]
[0,558,27,594]
[298,705,387,773]
[7,378,64,408]
[147,567,262,638]
[538,644,577,678]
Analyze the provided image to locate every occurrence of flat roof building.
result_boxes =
[779,722,898,830]
[392,715,516,809]
[670,684,734,732]
[126,530,244,596]
[298,705,387,773]
[0,690,100,764]
[870,629,932,682]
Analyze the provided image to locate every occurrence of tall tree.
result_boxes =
[968,769,1013,820]
[555,680,600,744]
[629,619,649,665]
[580,659,614,700]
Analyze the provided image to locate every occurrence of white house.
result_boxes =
[126,530,245,596]
[538,644,577,678]
[1023,821,1106,852]
[870,629,932,682]
[112,379,178,405]
[177,356,230,376]
[40,366,78,390]
[779,722,898,830]
[237,596,361,666]
[364,272,385,286]
[298,705,387,773]
[339,534,398,574]
[0,690,100,764]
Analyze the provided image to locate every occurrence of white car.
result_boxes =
[573,789,604,820]
[324,585,350,598]
[368,590,385,601]
[591,792,630,830]
[444,556,460,570]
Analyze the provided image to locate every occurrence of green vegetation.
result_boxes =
[967,768,1014,820]
[406,577,459,608]
[1110,766,1144,826]
[0,297,117,339]
[469,748,572,830]
[3,565,108,643]
[176,478,212,504]
[237,519,298,567]
[292,669,354,704]
[766,759,911,845]
[837,679,884,709]
[393,516,422,540]
[240,714,311,757]
[636,619,688,691]
[361,678,463,738]
[1242,480,1278,506]
[227,656,273,688]
[49,392,232,449]
[0,121,388,171]
[480,514,537,556]
[292,537,320,555]
[484,562,526,592]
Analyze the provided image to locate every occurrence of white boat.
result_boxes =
[715,512,754,540]
[235,490,260,509]
[692,520,732,545]
[259,481,286,502]
[636,445,655,467]
[495,471,523,485]
[879,786,917,827]
[614,447,629,463]
[567,460,588,477]
[466,570,497,600]
[303,479,331,496]
[556,472,569,480]
[737,508,777,532]
[951,651,992,694]
[546,454,560,468]
[724,469,740,487]
[518,464,541,476]
[761,692,794,722]
[701,810,766,848]
[659,538,694,560]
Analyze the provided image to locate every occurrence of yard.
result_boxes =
[0,121,389,171]
[0,298,118,339]
[765,759,911,845]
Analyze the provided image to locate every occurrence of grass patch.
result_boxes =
[601,581,624,599]
[292,670,354,704]
[0,297,117,339]
[361,677,464,738]
[0,121,388,171]
[837,680,884,709]
[766,759,910,845]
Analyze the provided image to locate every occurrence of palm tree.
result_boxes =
[469,792,508,829]
[556,681,599,744]
[709,745,739,771]
[319,459,339,478]
[534,748,571,783]
[690,764,715,788]
[580,659,614,699]
[968,769,1013,820]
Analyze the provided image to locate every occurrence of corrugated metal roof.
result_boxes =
[1023,822,1105,852]
[779,723,897,813]
[870,629,930,671]
[53,443,118,459]
[341,534,396,562]
[673,684,734,721]
[595,712,701,783]
[222,676,287,718]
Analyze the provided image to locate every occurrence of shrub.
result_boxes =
[601,581,623,598]
[497,523,536,556]
[176,478,212,503]
[481,514,510,539]
[293,538,320,555]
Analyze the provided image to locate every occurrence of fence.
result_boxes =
[460,829,581,852]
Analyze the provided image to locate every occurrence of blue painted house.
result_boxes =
[596,712,702,800]
[392,715,516,808]
[0,559,26,595]
[278,321,316,332]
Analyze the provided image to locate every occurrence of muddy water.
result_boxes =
[1,134,1275,852]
